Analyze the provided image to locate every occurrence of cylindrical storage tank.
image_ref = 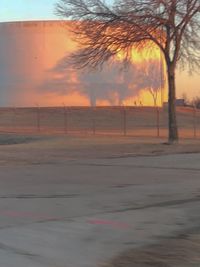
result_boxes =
[0,21,166,107]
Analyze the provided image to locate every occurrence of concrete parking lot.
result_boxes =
[0,135,200,266]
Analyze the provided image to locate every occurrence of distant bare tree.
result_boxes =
[136,59,164,106]
[56,0,200,143]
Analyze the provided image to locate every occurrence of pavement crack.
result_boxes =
[0,241,55,266]
[0,242,38,257]
[0,193,78,199]
[74,162,200,172]
[114,196,200,213]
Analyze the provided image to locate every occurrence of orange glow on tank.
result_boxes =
[116,44,161,64]
[1,21,166,107]
[122,90,163,107]
[115,46,166,106]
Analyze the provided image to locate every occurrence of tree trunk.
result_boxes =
[167,63,178,143]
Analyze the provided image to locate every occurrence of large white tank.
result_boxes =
[0,21,165,107]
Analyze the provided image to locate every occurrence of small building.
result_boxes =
[163,98,186,108]
[175,98,185,106]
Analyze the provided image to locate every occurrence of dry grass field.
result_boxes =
[1,134,200,167]
[0,106,199,139]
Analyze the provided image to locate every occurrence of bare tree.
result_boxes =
[56,0,200,143]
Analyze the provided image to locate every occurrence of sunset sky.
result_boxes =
[0,0,199,104]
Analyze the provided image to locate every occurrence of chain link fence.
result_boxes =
[0,106,199,139]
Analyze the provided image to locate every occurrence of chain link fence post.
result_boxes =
[156,107,160,138]
[92,107,96,135]
[63,103,68,134]
[122,106,127,136]
[36,104,41,132]
[193,105,197,139]
[12,106,16,130]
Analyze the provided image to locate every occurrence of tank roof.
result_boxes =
[0,20,72,28]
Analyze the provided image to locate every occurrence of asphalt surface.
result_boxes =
[0,150,200,267]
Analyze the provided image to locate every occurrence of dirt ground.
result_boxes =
[104,230,200,267]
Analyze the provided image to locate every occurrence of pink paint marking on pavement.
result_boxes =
[87,219,131,229]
